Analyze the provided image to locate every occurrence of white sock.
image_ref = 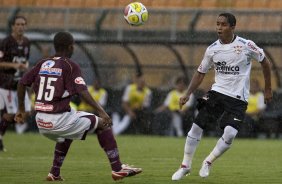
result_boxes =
[205,126,238,164]
[182,123,203,168]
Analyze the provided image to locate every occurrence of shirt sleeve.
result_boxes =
[19,63,41,87]
[246,40,265,62]
[99,90,108,107]
[122,85,131,102]
[197,48,213,73]
[143,89,152,108]
[67,63,87,94]
[163,92,172,107]
[257,92,266,110]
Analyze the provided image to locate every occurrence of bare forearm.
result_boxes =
[186,71,205,96]
[261,58,272,91]
[0,62,17,69]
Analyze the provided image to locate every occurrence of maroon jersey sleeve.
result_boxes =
[65,60,87,95]
[19,61,42,87]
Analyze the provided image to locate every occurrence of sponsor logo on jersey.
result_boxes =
[37,119,53,128]
[41,60,55,68]
[247,42,257,52]
[215,61,240,75]
[35,102,54,111]
[74,77,86,85]
[39,68,62,76]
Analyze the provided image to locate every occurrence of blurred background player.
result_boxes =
[172,12,272,180]
[77,78,108,113]
[0,15,30,151]
[244,78,266,137]
[155,75,194,137]
[15,31,142,181]
[112,73,152,135]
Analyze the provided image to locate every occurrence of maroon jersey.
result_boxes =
[0,35,30,90]
[20,56,87,113]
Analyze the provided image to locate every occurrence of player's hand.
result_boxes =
[19,63,28,71]
[14,111,27,124]
[100,113,112,127]
[179,95,189,110]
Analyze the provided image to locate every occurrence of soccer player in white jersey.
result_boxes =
[172,12,272,180]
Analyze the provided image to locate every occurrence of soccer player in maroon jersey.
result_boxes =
[0,16,31,151]
[15,32,142,181]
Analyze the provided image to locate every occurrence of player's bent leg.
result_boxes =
[199,125,238,178]
[96,127,142,180]
[172,123,203,180]
[47,139,72,181]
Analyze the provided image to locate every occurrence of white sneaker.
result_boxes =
[171,165,190,181]
[199,161,212,178]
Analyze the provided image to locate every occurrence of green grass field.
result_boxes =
[0,132,281,184]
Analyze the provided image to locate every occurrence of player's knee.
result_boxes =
[222,125,238,144]
[188,123,203,140]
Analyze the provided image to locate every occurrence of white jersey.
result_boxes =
[198,36,265,102]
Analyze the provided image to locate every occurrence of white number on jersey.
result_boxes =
[37,76,57,101]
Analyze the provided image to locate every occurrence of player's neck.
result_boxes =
[12,33,24,44]
[219,34,235,44]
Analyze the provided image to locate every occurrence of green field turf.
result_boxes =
[0,132,281,184]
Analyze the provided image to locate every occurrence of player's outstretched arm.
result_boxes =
[179,71,205,109]
[79,90,112,126]
[260,57,272,104]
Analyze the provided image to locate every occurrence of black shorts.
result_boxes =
[194,90,247,131]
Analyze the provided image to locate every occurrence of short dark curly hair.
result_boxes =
[53,32,74,52]
[218,13,236,27]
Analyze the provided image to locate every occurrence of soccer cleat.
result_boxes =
[46,173,64,181]
[112,164,142,181]
[199,161,212,178]
[171,165,190,181]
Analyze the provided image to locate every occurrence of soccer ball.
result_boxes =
[124,2,148,26]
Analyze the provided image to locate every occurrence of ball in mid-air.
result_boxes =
[124,2,148,26]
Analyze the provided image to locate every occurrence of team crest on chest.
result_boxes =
[234,46,242,54]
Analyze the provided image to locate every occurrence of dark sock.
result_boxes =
[0,139,4,151]
[0,119,9,136]
[97,129,122,172]
[50,139,72,177]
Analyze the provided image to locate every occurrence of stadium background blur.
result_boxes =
[1,0,282,138]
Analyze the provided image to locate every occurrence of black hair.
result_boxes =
[218,13,236,27]
[11,15,27,25]
[53,32,74,52]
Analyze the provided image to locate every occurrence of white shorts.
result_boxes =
[0,88,31,114]
[36,108,99,142]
